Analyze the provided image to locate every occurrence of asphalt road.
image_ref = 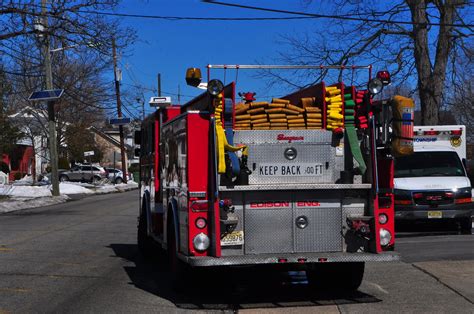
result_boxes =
[0,191,472,313]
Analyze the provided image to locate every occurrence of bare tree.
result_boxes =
[270,1,473,125]
[1,1,136,174]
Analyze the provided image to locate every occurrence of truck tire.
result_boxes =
[137,210,156,258]
[306,262,365,291]
[167,219,192,290]
[460,217,472,235]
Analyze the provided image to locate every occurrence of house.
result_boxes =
[91,126,137,169]
[2,107,50,181]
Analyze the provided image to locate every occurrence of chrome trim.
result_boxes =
[178,251,400,267]
[219,183,372,191]
[189,191,206,198]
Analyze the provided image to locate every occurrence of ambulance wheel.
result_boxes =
[306,262,364,291]
[137,210,155,258]
[460,218,472,235]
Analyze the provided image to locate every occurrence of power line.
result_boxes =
[7,2,474,27]
[202,1,474,28]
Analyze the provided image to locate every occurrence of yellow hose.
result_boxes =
[215,94,246,173]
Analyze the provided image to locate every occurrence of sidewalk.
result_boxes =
[0,181,138,214]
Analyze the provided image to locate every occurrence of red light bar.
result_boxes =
[450,129,462,136]
[423,130,438,135]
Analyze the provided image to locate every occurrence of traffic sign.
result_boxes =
[84,151,95,157]
[28,89,64,101]
[109,117,131,126]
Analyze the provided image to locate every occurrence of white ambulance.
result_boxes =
[394,125,472,233]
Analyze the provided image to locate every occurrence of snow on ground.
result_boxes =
[0,181,138,214]
[0,195,70,213]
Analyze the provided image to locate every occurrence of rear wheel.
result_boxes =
[137,210,156,258]
[306,262,365,291]
[460,217,472,235]
[59,175,69,182]
[167,219,191,289]
[115,177,123,184]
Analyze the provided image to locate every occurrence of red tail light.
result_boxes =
[191,200,208,212]
[423,130,438,135]
[413,193,423,199]
[455,198,472,204]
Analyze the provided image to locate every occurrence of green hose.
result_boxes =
[345,125,366,175]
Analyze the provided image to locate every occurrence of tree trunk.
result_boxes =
[408,0,456,125]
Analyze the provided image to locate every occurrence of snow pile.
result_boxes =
[12,175,34,186]
[0,185,52,197]
[0,180,138,213]
[0,195,70,213]
[58,182,94,195]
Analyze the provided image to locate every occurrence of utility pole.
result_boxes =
[178,84,181,104]
[41,0,60,196]
[112,37,127,184]
[157,73,161,96]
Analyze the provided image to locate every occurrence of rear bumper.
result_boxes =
[179,251,399,267]
[395,206,472,220]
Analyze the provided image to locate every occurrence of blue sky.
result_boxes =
[114,1,324,118]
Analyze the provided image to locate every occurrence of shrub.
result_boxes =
[128,163,140,173]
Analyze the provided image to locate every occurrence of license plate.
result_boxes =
[221,231,244,246]
[258,163,323,177]
[428,211,442,219]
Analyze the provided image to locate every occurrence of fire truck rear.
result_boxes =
[136,65,402,290]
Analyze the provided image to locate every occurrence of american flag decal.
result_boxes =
[401,108,414,147]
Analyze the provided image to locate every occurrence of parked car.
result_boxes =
[105,167,132,184]
[59,165,108,183]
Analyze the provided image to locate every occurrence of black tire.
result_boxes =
[59,175,69,182]
[137,210,156,258]
[307,262,365,291]
[114,177,123,184]
[460,217,472,235]
[167,217,199,290]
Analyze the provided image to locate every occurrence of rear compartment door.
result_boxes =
[233,130,340,185]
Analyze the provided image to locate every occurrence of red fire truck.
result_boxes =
[136,65,403,290]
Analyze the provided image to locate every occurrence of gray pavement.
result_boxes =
[0,191,472,313]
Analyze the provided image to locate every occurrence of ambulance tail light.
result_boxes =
[454,187,472,204]
[455,198,472,204]
[394,200,412,205]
